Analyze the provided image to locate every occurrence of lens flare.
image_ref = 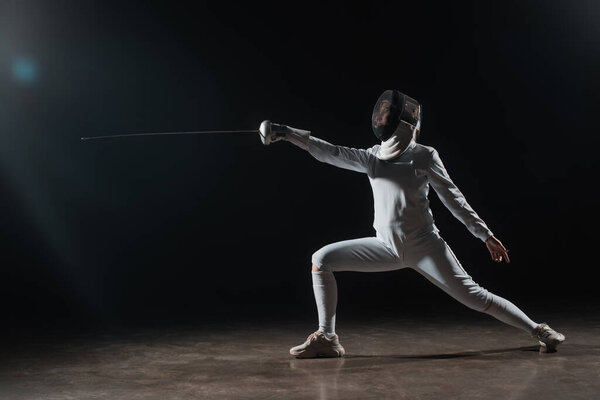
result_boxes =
[12,58,37,84]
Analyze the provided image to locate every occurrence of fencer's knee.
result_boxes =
[455,282,493,312]
[311,248,332,272]
[468,287,493,312]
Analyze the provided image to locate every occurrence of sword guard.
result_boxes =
[259,120,287,145]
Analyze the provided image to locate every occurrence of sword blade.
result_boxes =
[81,129,258,141]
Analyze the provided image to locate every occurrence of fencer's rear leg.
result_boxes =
[413,241,566,352]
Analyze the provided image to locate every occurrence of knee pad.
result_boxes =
[311,247,332,272]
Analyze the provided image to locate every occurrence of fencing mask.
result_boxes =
[372,90,421,160]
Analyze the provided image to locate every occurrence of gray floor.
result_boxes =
[1,310,599,400]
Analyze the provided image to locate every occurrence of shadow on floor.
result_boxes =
[288,345,544,373]
[345,345,541,360]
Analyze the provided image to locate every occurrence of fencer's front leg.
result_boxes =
[259,120,311,149]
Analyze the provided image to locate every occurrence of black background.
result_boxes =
[1,0,598,330]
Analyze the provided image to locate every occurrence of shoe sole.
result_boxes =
[538,334,566,353]
[290,347,345,359]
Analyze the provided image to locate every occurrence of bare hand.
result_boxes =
[485,236,510,263]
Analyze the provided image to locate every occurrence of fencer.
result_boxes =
[262,90,565,358]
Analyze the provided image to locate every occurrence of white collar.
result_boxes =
[377,135,416,161]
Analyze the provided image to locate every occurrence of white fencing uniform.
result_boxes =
[300,136,538,336]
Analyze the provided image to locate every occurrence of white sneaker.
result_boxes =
[531,323,565,353]
[290,331,345,359]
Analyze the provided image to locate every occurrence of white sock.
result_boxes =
[312,271,337,337]
[484,294,538,334]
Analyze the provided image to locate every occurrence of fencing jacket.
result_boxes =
[302,136,494,245]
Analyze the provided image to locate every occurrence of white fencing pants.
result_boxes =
[311,231,538,335]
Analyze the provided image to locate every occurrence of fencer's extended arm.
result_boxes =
[426,149,493,242]
[304,136,374,174]
[268,122,373,173]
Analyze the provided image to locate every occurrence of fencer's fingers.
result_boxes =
[503,250,511,263]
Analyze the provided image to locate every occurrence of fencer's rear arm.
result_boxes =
[426,149,493,242]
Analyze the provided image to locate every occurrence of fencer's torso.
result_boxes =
[367,141,438,243]
[304,136,493,248]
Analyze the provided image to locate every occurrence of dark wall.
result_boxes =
[1,1,597,327]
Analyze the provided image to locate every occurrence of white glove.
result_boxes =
[259,120,311,149]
